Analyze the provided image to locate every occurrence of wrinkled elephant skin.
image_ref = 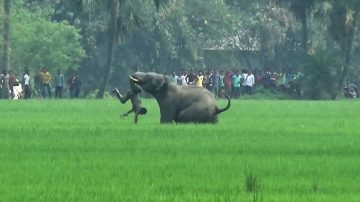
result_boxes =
[130,72,230,124]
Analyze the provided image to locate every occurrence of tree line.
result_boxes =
[1,0,359,99]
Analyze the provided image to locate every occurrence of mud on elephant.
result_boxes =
[130,72,230,124]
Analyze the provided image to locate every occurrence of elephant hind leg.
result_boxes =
[176,105,218,123]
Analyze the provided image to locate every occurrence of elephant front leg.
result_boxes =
[160,115,175,123]
[159,109,177,123]
[157,100,177,123]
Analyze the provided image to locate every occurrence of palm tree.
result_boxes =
[82,0,161,98]
[2,0,11,71]
[325,0,359,98]
[288,0,315,53]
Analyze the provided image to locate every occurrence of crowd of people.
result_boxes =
[2,65,358,101]
[167,69,255,99]
[0,68,82,99]
[166,68,304,99]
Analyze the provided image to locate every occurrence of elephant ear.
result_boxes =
[153,75,166,91]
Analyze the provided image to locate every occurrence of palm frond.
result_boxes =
[345,9,355,29]
[117,12,144,43]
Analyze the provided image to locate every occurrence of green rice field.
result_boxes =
[1,99,360,201]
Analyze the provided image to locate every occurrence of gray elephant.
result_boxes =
[130,72,230,124]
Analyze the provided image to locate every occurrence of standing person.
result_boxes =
[169,72,179,85]
[41,68,52,98]
[67,73,76,98]
[219,70,225,98]
[293,69,304,97]
[277,69,287,91]
[245,69,255,95]
[180,70,188,86]
[23,69,31,99]
[73,73,82,98]
[211,70,220,98]
[232,70,242,99]
[54,69,65,98]
[225,70,233,97]
[254,68,264,87]
[8,70,17,99]
[196,71,204,87]
[33,71,43,98]
[1,70,10,99]
[0,70,3,98]
[241,69,248,96]
[186,69,196,85]
[203,71,211,91]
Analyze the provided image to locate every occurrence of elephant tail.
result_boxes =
[215,95,231,114]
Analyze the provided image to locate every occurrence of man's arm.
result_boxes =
[123,109,134,117]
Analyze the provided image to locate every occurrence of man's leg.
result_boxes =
[41,84,46,98]
[46,84,51,98]
[70,89,74,98]
[59,86,63,98]
[134,113,139,124]
[55,86,58,98]
[25,85,31,99]
[75,89,80,98]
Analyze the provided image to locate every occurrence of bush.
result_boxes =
[300,50,342,100]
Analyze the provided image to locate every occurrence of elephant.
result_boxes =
[129,72,230,124]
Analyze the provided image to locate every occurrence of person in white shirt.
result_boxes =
[241,69,248,96]
[169,72,180,85]
[180,70,188,86]
[245,69,255,95]
[23,69,31,99]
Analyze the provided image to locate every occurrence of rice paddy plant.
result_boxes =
[0,99,360,201]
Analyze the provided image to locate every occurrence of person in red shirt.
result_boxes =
[8,70,17,99]
[225,70,233,97]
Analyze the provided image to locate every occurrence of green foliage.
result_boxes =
[107,0,238,91]
[300,49,342,99]
[0,0,85,73]
[244,168,262,202]
[1,0,360,98]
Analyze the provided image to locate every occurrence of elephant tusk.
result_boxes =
[129,76,139,83]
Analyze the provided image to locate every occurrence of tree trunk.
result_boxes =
[2,0,10,71]
[300,11,308,53]
[96,0,118,98]
[335,17,357,100]
[335,36,354,99]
